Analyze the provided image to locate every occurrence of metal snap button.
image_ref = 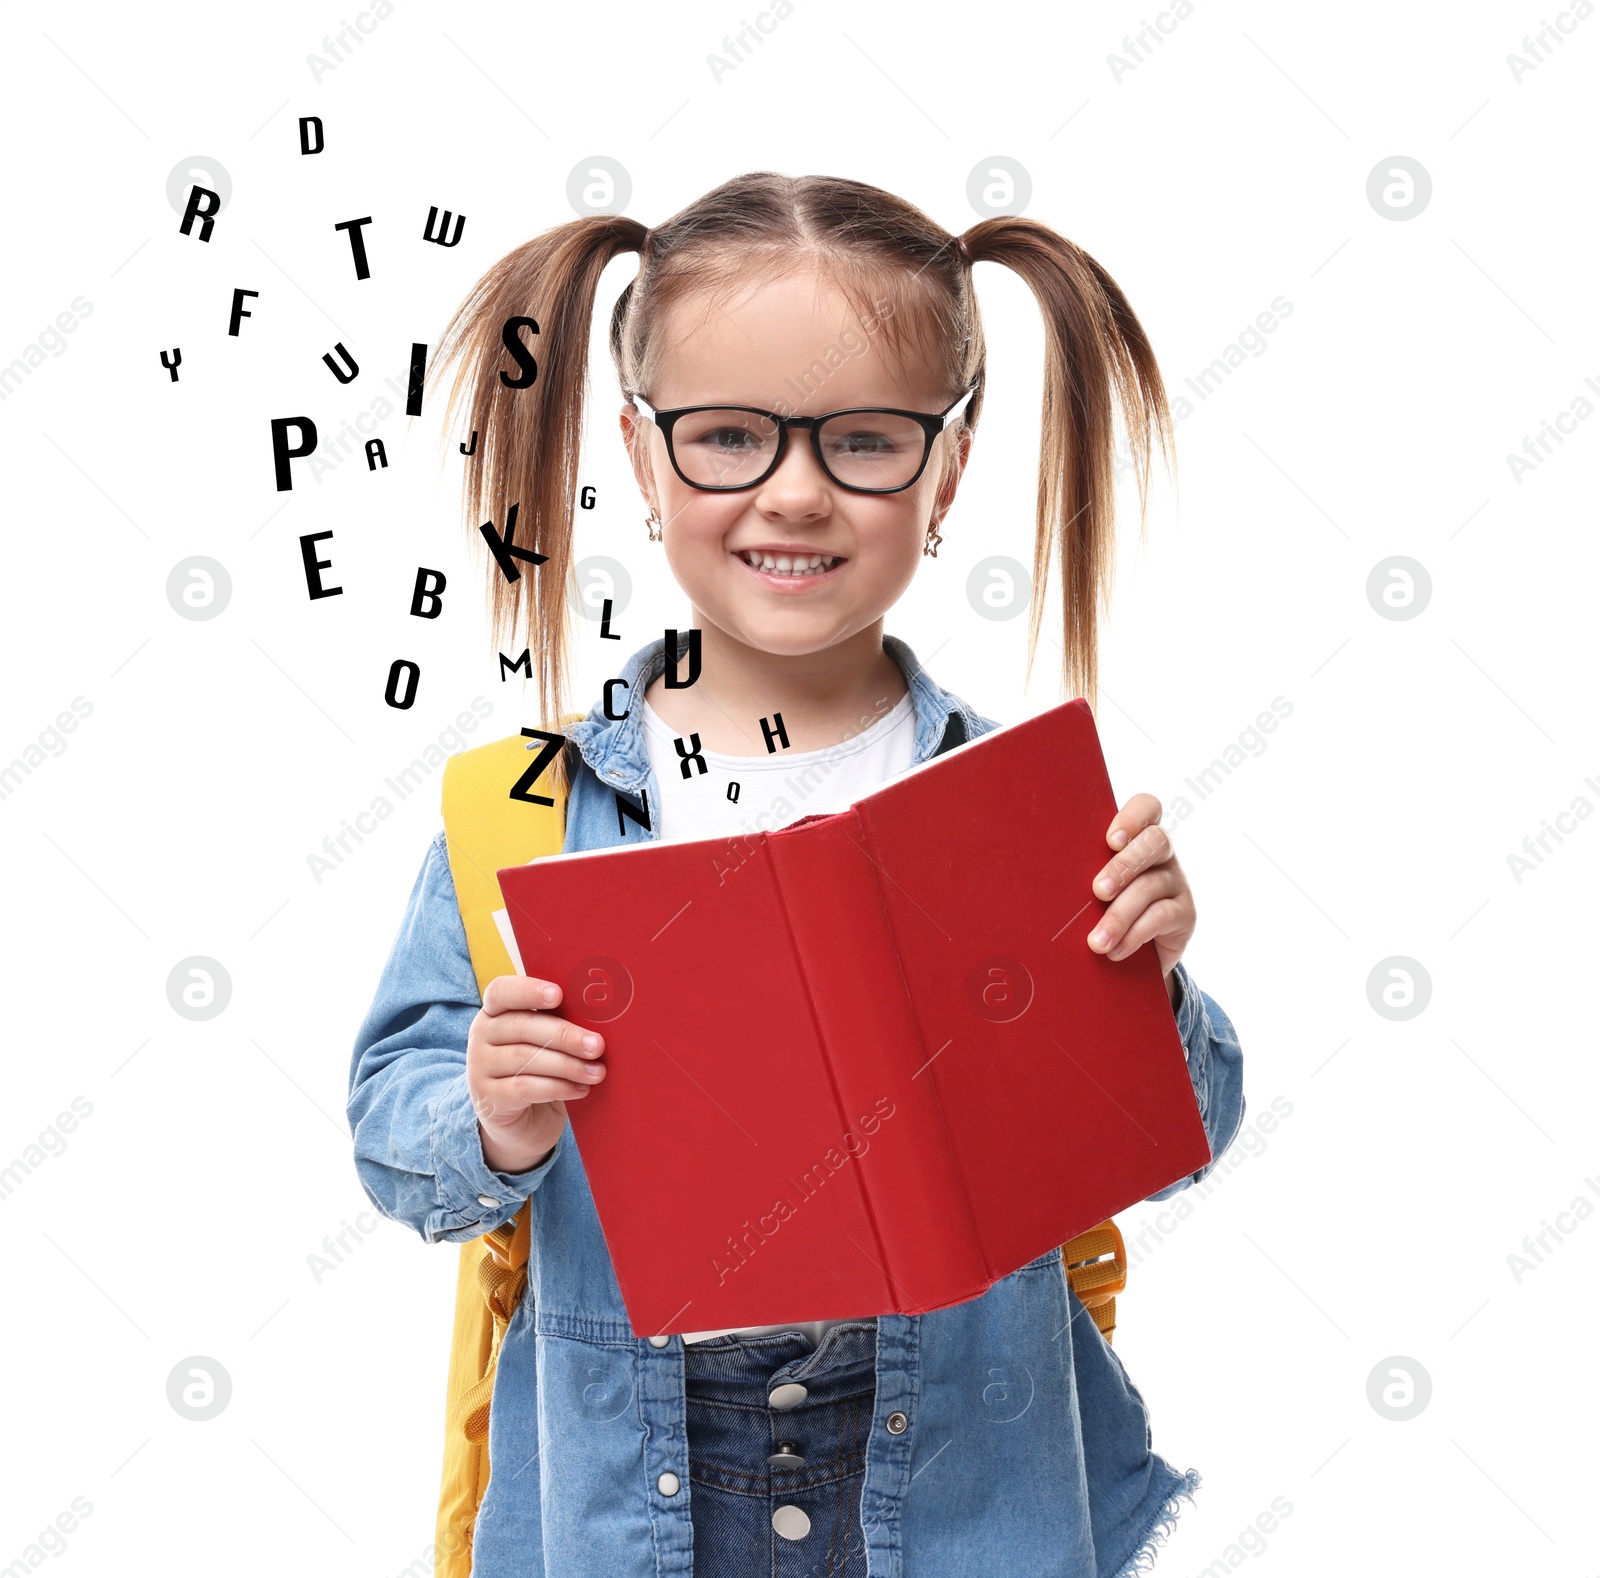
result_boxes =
[648,1335,671,1348]
[772,1505,811,1540]
[657,1471,680,1496]
[767,1440,806,1468]
[476,1194,499,1207]
[767,1382,809,1410]
[886,1410,909,1434]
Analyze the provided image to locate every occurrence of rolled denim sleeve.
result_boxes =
[1144,959,1245,1201]
[346,831,569,1245]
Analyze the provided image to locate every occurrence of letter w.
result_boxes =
[423,206,466,247]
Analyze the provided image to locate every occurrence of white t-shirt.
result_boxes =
[640,684,918,1346]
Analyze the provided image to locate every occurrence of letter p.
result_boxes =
[271,416,319,492]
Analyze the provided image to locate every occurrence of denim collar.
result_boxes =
[563,631,984,794]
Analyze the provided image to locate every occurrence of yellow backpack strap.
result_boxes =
[440,719,581,992]
[1061,1220,1128,1344]
[434,716,582,1578]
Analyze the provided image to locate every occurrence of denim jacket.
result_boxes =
[348,631,1246,1578]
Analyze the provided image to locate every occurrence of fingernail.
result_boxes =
[542,985,559,1004]
[584,1033,603,1052]
[1095,875,1114,897]
[1109,829,1128,849]
[1089,928,1109,949]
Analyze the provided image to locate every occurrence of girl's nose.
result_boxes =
[758,428,834,505]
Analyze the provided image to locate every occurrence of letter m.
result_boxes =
[499,648,533,682]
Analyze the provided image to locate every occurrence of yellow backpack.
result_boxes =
[431,722,1129,1578]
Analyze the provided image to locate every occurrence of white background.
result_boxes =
[2,1,1596,1574]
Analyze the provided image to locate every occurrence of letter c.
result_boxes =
[603,678,629,720]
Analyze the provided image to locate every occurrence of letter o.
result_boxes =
[386,658,420,710]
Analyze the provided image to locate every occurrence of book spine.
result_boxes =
[764,811,989,1312]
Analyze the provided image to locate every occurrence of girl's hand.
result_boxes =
[467,975,607,1175]
[1086,794,1195,1011]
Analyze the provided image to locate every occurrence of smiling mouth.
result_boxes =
[734,550,844,578]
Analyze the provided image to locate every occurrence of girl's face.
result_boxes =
[621,269,970,659]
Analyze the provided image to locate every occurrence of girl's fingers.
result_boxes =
[1087,869,1181,953]
[1105,793,1162,852]
[473,1075,594,1123]
[481,1041,607,1087]
[479,1009,604,1057]
[494,1072,598,1104]
[482,974,563,1014]
[1093,822,1174,899]
[1102,896,1188,962]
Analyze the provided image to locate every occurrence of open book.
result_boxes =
[497,698,1210,1339]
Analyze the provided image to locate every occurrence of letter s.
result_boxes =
[72,296,94,319]
[1271,1094,1293,1119]
[1271,695,1293,719]
[71,1094,94,1119]
[498,315,539,389]
[1271,295,1293,319]
[874,1094,895,1119]
[72,695,94,719]
[1271,1494,1293,1518]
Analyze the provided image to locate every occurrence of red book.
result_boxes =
[496,698,1210,1339]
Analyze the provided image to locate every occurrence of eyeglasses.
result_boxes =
[625,385,977,495]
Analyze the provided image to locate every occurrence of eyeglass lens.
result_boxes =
[669,409,930,490]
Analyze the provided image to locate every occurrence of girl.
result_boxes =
[349,171,1245,1578]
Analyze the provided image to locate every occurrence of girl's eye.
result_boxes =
[826,429,903,456]
[694,427,762,453]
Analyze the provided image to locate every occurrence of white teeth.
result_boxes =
[740,551,839,576]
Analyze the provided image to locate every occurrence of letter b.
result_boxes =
[410,567,446,619]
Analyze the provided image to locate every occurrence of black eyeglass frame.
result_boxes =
[625,384,978,495]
